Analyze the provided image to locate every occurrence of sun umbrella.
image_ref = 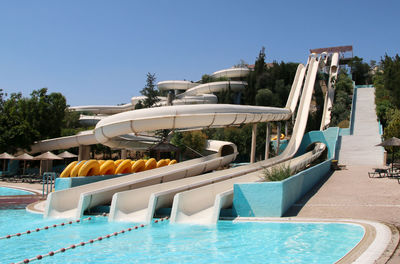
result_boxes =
[376,137,400,170]
[14,153,34,175]
[34,151,62,175]
[0,152,15,172]
[57,151,78,159]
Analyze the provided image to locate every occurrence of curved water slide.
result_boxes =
[29,130,158,154]
[157,68,249,104]
[44,101,295,218]
[169,57,321,224]
[107,63,310,223]
[69,68,250,117]
[175,81,247,98]
[68,96,166,115]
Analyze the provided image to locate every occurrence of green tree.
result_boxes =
[348,56,372,85]
[140,72,160,108]
[134,100,144,109]
[0,88,67,153]
[245,47,266,105]
[171,130,207,159]
[255,89,273,106]
[383,109,400,138]
[331,70,353,126]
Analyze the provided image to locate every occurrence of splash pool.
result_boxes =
[0,209,364,264]
[0,186,35,196]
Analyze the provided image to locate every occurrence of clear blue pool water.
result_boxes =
[0,209,364,264]
[0,186,34,196]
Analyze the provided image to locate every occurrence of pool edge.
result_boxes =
[232,217,395,264]
[0,184,41,195]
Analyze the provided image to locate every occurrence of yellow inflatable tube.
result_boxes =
[114,159,124,166]
[271,134,285,141]
[78,160,100,176]
[168,159,177,165]
[60,161,78,178]
[70,160,87,177]
[156,159,169,168]
[144,158,157,171]
[99,160,116,175]
[131,159,146,173]
[115,159,132,174]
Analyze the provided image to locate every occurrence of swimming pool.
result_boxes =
[0,209,364,263]
[0,186,35,196]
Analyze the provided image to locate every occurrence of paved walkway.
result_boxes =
[286,165,400,225]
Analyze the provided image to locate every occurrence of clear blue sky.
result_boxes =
[1,0,399,106]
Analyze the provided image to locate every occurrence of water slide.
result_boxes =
[41,55,331,225]
[42,66,300,219]
[169,56,321,224]
[320,52,339,130]
[69,67,249,117]
[44,102,294,218]
[107,60,317,223]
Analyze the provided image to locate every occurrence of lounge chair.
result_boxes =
[368,168,388,178]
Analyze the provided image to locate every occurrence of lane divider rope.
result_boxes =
[12,217,169,264]
[1,213,108,240]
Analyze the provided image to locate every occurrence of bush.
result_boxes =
[337,120,350,128]
[261,163,292,182]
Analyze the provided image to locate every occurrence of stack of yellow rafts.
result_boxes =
[60,158,178,178]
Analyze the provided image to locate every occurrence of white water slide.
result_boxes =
[41,65,300,219]
[109,56,322,225]
[43,55,330,224]
[320,53,339,130]
[69,68,250,115]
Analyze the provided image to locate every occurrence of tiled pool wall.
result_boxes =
[233,127,340,217]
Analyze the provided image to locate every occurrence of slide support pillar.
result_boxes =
[265,122,271,159]
[285,121,288,138]
[121,149,127,159]
[250,124,257,163]
[78,145,90,161]
[276,122,281,155]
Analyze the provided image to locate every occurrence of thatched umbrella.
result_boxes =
[14,153,34,175]
[376,137,400,170]
[57,151,78,159]
[34,151,63,175]
[0,152,15,172]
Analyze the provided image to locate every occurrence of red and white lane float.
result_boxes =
[12,216,169,264]
[1,213,108,240]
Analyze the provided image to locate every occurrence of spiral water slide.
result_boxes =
[70,68,249,116]
[108,57,321,224]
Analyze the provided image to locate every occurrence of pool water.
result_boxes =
[0,210,364,264]
[0,186,34,196]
